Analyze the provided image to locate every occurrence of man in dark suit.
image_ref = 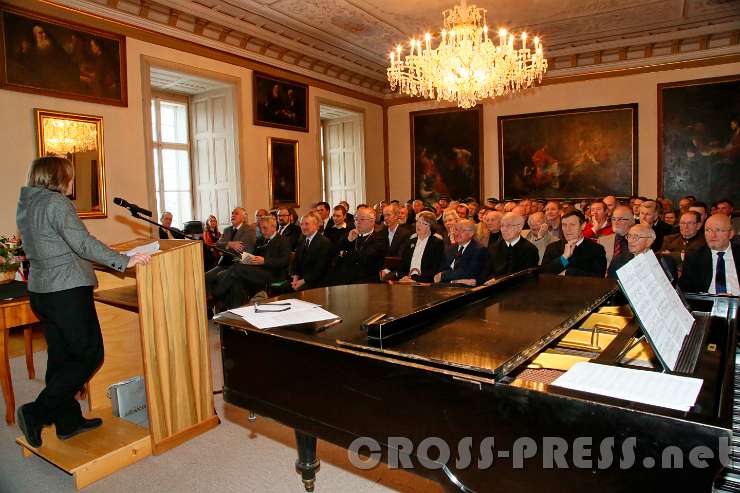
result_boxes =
[290,212,332,291]
[542,210,607,277]
[158,211,185,239]
[639,200,672,252]
[482,213,539,282]
[434,219,489,284]
[324,205,351,246]
[679,214,739,295]
[211,215,290,308]
[326,205,388,285]
[660,211,705,274]
[316,201,331,233]
[607,224,676,281]
[276,207,301,251]
[381,203,413,258]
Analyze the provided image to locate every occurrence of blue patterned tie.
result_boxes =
[715,252,727,294]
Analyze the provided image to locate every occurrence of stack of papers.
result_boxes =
[124,241,160,257]
[228,299,339,329]
[552,362,703,412]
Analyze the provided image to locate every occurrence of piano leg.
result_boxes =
[294,430,320,492]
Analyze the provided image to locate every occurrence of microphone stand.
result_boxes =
[125,210,240,260]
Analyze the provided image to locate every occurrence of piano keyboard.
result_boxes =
[714,349,740,492]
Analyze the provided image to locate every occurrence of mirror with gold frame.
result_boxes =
[34,109,107,218]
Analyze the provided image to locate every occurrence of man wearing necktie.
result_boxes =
[325,206,388,285]
[276,207,300,251]
[599,205,634,278]
[434,219,488,284]
[290,212,332,291]
[680,214,739,295]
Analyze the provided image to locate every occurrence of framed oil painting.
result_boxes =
[659,75,740,207]
[35,108,107,218]
[498,104,637,200]
[411,107,482,202]
[253,72,308,132]
[268,137,299,208]
[1,4,127,106]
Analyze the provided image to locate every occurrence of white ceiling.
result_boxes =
[150,67,230,94]
[60,0,740,97]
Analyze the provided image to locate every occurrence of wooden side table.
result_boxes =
[0,297,38,425]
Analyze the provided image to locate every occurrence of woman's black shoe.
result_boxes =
[17,404,42,448]
[57,417,103,440]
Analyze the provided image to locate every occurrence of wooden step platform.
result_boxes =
[16,408,152,489]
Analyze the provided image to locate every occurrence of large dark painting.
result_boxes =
[411,107,482,201]
[499,104,637,200]
[268,137,299,208]
[0,5,127,106]
[659,76,740,207]
[253,72,308,132]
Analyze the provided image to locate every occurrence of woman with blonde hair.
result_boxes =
[442,209,460,248]
[15,156,150,448]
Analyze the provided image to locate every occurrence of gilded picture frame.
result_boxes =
[268,137,299,208]
[35,108,107,218]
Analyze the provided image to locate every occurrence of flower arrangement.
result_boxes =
[0,235,23,274]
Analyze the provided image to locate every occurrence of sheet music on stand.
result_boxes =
[616,250,694,371]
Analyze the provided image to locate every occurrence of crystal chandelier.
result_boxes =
[387,0,547,108]
[42,119,98,156]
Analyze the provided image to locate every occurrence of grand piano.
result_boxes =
[216,270,739,493]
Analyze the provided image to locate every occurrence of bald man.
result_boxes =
[483,213,539,281]
[679,214,739,295]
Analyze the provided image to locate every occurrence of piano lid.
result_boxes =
[336,274,618,379]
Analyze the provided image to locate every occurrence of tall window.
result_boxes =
[151,96,192,227]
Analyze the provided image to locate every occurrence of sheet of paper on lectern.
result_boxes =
[124,241,160,257]
[552,362,703,412]
[616,250,694,371]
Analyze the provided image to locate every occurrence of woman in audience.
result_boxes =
[203,215,222,270]
[442,209,460,248]
[389,211,445,284]
[15,156,150,448]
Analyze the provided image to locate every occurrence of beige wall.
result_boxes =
[1,37,384,243]
[387,61,740,203]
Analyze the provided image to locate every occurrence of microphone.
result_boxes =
[113,197,153,217]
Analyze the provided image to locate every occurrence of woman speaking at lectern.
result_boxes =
[15,156,150,448]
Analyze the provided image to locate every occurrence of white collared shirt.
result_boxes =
[505,236,521,248]
[409,235,429,274]
[387,224,398,246]
[304,231,317,248]
[451,240,471,269]
[709,246,739,295]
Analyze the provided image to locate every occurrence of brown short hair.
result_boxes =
[27,156,74,193]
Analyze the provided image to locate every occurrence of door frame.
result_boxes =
[315,97,368,206]
[140,55,244,234]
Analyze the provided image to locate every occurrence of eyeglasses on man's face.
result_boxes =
[625,234,652,241]
[705,228,732,234]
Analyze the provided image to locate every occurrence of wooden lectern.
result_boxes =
[17,239,218,489]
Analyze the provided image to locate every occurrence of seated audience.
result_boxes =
[598,205,634,274]
[603,195,617,217]
[660,211,705,275]
[663,209,678,231]
[159,211,185,239]
[209,215,290,309]
[203,214,222,270]
[678,195,695,215]
[608,224,676,280]
[679,214,739,295]
[690,201,709,229]
[316,201,332,232]
[482,212,539,281]
[583,200,613,239]
[631,196,645,221]
[338,200,355,228]
[326,205,388,285]
[382,203,413,257]
[434,219,488,285]
[456,203,470,219]
[383,211,445,283]
[324,205,351,246]
[290,212,332,291]
[541,210,607,277]
[253,208,269,239]
[205,207,256,289]
[276,207,301,251]
[523,211,558,263]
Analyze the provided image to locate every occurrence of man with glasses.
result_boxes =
[326,206,388,285]
[598,205,634,274]
[680,214,739,295]
[660,211,705,274]
[608,224,676,280]
[483,213,539,281]
[434,219,488,285]
[542,210,607,277]
[276,207,300,251]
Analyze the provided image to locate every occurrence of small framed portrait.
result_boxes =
[498,104,638,200]
[1,4,127,106]
[268,137,299,208]
[253,72,308,132]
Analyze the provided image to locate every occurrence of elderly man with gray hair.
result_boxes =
[607,223,676,280]
[434,219,489,284]
[523,211,558,263]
